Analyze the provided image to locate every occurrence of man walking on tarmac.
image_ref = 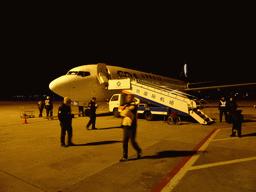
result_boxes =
[58,97,74,147]
[120,94,142,162]
[86,97,97,130]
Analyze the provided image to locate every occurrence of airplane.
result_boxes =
[49,63,187,105]
[49,63,256,106]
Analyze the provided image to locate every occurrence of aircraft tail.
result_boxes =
[180,57,188,78]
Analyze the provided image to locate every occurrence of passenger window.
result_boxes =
[125,72,132,78]
[133,73,138,79]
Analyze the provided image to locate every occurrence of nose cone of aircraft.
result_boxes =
[49,76,70,96]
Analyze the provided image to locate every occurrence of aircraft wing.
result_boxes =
[184,82,256,91]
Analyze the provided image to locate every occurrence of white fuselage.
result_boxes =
[49,64,187,104]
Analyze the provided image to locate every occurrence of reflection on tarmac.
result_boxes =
[0,100,255,192]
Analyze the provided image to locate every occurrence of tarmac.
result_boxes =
[0,100,255,192]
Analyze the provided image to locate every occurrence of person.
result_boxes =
[78,106,85,117]
[227,98,242,137]
[219,97,228,122]
[228,97,238,115]
[58,97,74,147]
[230,110,243,138]
[120,94,142,162]
[38,100,44,117]
[45,96,53,117]
[86,97,97,130]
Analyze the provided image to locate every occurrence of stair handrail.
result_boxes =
[199,99,213,118]
[131,79,202,113]
[131,79,199,101]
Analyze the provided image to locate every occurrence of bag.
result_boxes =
[120,108,134,126]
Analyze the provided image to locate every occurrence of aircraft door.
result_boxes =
[97,63,109,85]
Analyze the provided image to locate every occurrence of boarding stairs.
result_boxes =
[108,79,214,125]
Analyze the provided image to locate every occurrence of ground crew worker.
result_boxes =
[219,97,228,122]
[58,97,74,147]
[38,100,44,117]
[45,96,53,117]
[120,94,142,162]
[86,97,97,130]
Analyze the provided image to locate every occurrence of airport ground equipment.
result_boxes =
[109,93,178,121]
[137,103,169,121]
[167,111,181,125]
[20,111,35,118]
[109,78,214,125]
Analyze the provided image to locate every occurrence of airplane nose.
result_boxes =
[49,75,70,96]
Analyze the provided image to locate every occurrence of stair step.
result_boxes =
[205,118,210,122]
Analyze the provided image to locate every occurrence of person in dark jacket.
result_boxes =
[219,97,228,122]
[58,97,74,147]
[38,100,45,117]
[230,110,243,137]
[86,97,97,130]
[45,96,53,117]
[228,97,238,115]
[227,98,243,137]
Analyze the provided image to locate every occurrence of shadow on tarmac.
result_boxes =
[96,112,113,117]
[241,132,256,137]
[128,150,207,161]
[91,126,122,130]
[71,140,122,146]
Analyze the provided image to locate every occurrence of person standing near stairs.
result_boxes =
[219,97,228,122]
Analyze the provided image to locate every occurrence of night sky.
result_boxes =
[1,7,255,97]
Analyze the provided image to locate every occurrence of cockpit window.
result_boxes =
[67,71,90,77]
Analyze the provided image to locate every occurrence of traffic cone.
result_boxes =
[23,116,28,124]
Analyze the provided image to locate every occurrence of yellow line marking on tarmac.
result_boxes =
[161,129,220,192]
[189,156,256,171]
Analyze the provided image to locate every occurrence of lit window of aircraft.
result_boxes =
[49,63,256,105]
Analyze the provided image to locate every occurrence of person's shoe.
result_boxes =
[86,126,89,130]
[92,128,97,130]
[230,134,236,137]
[68,143,76,146]
[61,144,66,147]
[238,135,242,138]
[137,151,142,159]
[119,157,128,162]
